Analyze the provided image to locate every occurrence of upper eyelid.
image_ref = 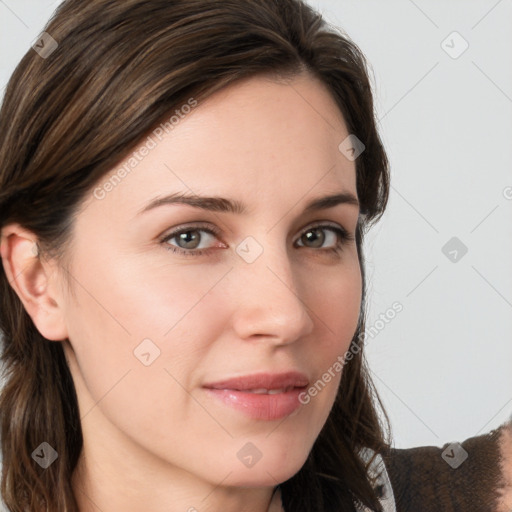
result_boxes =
[164,220,345,234]
[161,222,221,240]
[162,220,349,244]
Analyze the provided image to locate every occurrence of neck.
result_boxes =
[71,432,282,512]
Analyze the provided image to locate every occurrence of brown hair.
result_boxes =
[0,0,391,510]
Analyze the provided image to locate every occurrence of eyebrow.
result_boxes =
[137,191,359,216]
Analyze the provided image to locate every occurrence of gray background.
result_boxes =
[0,0,511,452]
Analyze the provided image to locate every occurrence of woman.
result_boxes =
[0,0,509,511]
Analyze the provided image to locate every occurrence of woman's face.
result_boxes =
[57,72,362,488]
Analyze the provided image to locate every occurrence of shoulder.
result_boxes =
[380,424,508,512]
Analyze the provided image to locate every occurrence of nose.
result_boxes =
[229,244,315,345]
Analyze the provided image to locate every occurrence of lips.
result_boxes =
[241,387,296,394]
[203,371,309,421]
[203,371,309,392]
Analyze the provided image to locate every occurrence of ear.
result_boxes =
[0,224,69,341]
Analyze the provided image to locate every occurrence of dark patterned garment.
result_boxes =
[377,423,511,512]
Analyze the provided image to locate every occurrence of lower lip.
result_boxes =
[204,387,305,420]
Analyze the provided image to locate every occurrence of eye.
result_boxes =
[295,223,354,254]
[161,224,223,257]
[160,222,355,257]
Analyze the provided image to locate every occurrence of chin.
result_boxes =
[220,451,308,488]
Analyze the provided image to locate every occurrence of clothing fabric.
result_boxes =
[382,425,506,512]
[272,423,509,511]
[357,448,397,512]
[359,424,508,512]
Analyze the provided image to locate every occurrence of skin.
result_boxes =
[0,72,362,512]
[497,422,512,512]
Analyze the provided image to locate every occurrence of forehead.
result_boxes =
[83,72,357,219]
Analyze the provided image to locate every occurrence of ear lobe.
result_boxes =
[0,224,69,341]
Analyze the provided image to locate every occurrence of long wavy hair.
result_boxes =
[0,0,391,510]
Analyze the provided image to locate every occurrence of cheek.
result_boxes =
[62,270,229,465]
[60,254,232,421]
[300,259,362,407]
[64,251,232,345]
[311,257,362,350]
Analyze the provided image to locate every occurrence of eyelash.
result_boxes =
[160,222,355,258]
